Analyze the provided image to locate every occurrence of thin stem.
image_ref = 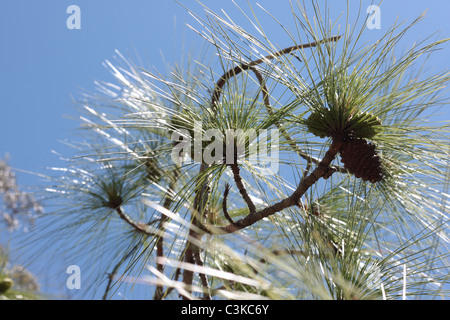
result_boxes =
[102,243,141,300]
[229,163,256,214]
[182,242,196,300]
[115,207,153,235]
[222,183,234,224]
[193,250,211,300]
[103,266,119,300]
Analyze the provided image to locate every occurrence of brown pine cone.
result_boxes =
[339,137,383,183]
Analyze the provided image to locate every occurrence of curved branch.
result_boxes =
[229,163,256,215]
[211,36,342,110]
[218,139,342,234]
[115,207,154,235]
[179,36,343,296]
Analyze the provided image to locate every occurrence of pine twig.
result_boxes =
[193,250,211,300]
[211,36,342,110]
[222,183,234,224]
[102,243,141,300]
[229,163,256,215]
[115,207,154,235]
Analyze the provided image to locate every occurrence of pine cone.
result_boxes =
[339,138,383,183]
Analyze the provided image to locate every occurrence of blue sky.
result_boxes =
[1,0,449,299]
[1,1,449,186]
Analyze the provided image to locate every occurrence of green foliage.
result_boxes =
[304,109,382,140]
[24,1,450,300]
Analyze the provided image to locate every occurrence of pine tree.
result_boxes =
[25,1,450,300]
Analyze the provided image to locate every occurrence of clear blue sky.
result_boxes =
[0,0,449,299]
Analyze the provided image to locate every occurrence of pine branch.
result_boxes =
[222,183,234,224]
[153,168,180,300]
[229,163,256,215]
[183,163,211,299]
[115,207,154,235]
[193,250,211,300]
[211,36,342,110]
[218,139,342,233]
[102,243,141,300]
